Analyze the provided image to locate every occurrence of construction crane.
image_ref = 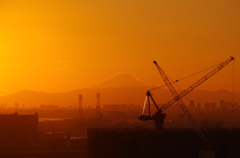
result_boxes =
[153,60,211,149]
[138,56,235,147]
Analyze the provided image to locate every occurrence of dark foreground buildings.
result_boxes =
[88,128,240,158]
[0,113,87,158]
[0,112,38,143]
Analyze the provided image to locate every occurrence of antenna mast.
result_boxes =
[78,94,83,125]
[96,93,101,121]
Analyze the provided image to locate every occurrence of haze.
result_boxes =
[0,0,239,96]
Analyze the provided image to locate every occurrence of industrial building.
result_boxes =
[0,112,38,142]
[88,128,240,158]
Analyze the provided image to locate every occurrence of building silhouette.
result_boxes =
[88,128,240,158]
[0,112,38,142]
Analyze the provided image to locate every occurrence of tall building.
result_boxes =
[189,100,195,110]
[0,113,38,142]
[204,103,216,110]
[197,103,201,109]
[204,103,209,110]
[220,100,226,111]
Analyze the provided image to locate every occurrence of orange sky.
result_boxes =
[0,0,239,95]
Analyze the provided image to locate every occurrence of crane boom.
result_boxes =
[157,56,234,111]
[139,56,235,149]
[153,61,208,148]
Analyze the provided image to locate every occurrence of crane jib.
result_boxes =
[159,56,234,112]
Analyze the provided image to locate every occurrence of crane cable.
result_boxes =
[164,58,235,123]
[150,57,235,126]
[232,59,235,112]
[227,59,235,122]
[153,63,155,95]
[164,71,209,121]
[150,58,228,92]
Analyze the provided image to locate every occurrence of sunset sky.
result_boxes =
[0,0,239,95]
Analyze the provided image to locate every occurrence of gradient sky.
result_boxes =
[0,0,239,95]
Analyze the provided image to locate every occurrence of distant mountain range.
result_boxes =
[90,74,147,88]
[0,74,239,108]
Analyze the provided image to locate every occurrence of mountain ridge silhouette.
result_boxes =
[0,74,238,108]
[90,74,148,89]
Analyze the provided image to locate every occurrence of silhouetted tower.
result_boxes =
[78,94,83,125]
[96,93,101,121]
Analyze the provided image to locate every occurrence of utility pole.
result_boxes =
[78,94,83,126]
[96,93,101,121]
